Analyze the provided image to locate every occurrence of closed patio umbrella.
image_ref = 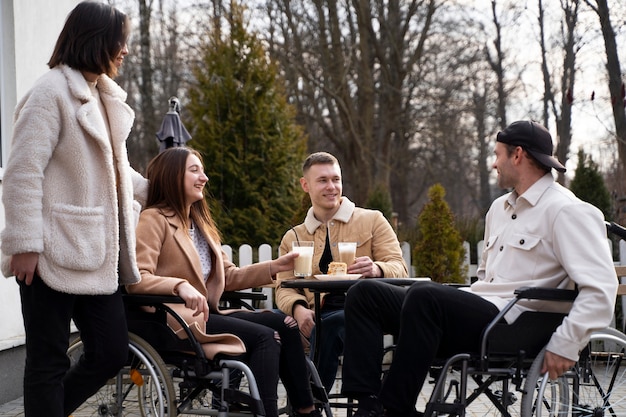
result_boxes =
[156,96,192,152]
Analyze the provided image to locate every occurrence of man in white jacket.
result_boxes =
[340,120,618,417]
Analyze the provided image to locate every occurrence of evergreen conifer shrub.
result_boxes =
[413,184,467,283]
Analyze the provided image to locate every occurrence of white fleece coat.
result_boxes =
[1,65,147,294]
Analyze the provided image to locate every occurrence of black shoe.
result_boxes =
[354,395,384,417]
[384,409,423,417]
[293,408,322,417]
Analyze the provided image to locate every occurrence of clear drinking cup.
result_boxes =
[293,241,314,277]
[338,242,357,265]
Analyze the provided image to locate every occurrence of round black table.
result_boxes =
[280,277,430,364]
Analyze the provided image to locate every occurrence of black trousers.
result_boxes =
[18,275,128,417]
[208,310,313,417]
[341,280,500,414]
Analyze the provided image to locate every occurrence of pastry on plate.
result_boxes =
[328,261,347,276]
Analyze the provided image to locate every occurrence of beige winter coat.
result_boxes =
[127,207,277,358]
[1,65,147,294]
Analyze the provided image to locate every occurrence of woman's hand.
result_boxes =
[11,252,39,285]
[175,282,209,322]
[269,251,299,276]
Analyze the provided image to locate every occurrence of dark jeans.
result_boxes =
[208,310,313,417]
[310,308,345,392]
[18,275,128,417]
[341,280,500,414]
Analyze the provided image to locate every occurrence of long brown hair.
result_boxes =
[145,147,221,243]
[48,1,130,78]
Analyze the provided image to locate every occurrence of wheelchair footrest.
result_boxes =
[424,402,465,417]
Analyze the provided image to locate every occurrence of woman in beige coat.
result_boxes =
[0,3,147,416]
[128,147,321,417]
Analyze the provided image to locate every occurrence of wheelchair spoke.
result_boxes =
[571,331,626,417]
[521,348,570,417]
[67,333,177,416]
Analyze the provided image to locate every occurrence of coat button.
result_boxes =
[499,246,504,251]
[519,239,525,245]
[512,214,517,219]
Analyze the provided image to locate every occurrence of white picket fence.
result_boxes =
[223,239,626,314]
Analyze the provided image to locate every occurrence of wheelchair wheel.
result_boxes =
[520,348,570,417]
[67,332,177,416]
[569,329,626,417]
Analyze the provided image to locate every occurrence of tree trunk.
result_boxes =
[555,0,579,185]
[587,0,626,195]
[539,0,579,185]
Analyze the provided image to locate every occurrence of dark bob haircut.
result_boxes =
[48,1,130,78]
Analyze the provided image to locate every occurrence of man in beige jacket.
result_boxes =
[276,152,408,392]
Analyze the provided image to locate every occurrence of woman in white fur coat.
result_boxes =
[0,3,147,416]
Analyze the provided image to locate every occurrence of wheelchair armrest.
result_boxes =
[122,293,209,361]
[220,290,268,311]
[123,293,185,306]
[221,291,267,302]
[514,287,578,302]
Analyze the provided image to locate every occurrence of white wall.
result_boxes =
[0,0,80,350]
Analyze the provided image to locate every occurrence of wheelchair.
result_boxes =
[421,286,626,417]
[67,292,332,417]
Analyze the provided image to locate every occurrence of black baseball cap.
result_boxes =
[496,120,566,173]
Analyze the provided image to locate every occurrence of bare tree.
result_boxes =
[584,0,626,197]
[485,0,508,129]
[114,0,193,173]
[538,0,580,185]
[108,0,625,229]
[264,0,438,224]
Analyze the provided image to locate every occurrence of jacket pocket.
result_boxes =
[495,232,542,281]
[45,204,106,271]
[354,232,373,248]
[354,232,373,257]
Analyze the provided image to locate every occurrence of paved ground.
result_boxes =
[0,370,499,417]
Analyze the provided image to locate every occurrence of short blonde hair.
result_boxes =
[302,152,339,175]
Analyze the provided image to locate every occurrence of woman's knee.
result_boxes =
[278,316,304,345]
[257,326,282,352]
[261,311,302,345]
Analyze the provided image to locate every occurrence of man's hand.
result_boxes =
[11,252,39,286]
[176,282,210,322]
[348,256,382,277]
[542,350,575,380]
[293,303,316,339]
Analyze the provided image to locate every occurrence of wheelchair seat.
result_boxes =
[485,310,566,360]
